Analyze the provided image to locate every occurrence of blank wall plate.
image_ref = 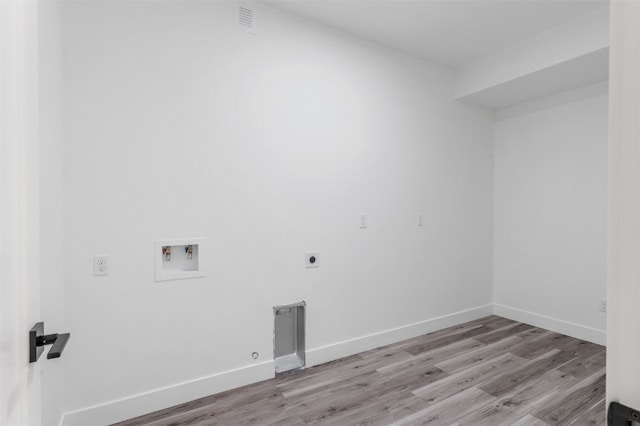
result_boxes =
[360,213,368,229]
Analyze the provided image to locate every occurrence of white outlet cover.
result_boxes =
[599,299,607,313]
[305,252,319,268]
[94,255,109,276]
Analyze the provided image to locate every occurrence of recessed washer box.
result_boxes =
[155,238,204,282]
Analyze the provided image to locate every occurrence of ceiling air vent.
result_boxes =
[236,5,256,33]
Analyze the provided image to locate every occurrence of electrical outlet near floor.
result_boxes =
[94,255,109,276]
[599,299,607,313]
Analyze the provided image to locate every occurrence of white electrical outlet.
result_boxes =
[417,213,424,227]
[599,299,607,313]
[94,256,109,276]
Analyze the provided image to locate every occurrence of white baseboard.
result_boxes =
[306,304,494,367]
[61,361,275,426]
[493,303,606,346]
[61,304,493,426]
[59,303,604,425]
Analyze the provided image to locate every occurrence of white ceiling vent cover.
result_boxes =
[236,4,256,33]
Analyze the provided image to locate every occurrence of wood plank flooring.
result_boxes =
[114,316,606,426]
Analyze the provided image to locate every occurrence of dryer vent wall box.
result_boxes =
[155,238,204,282]
[274,301,306,375]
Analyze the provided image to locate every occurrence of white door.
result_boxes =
[0,0,42,425]
[607,0,640,420]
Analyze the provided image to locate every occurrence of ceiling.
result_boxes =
[263,0,608,69]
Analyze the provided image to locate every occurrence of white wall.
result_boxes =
[454,6,609,100]
[493,81,608,344]
[59,1,494,423]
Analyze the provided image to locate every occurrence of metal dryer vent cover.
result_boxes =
[236,4,256,33]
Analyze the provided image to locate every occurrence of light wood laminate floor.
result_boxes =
[115,315,606,426]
